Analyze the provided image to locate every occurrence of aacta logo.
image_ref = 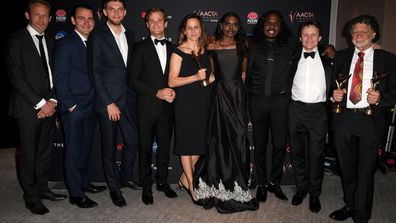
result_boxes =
[289,11,315,23]
[194,9,218,22]
[55,9,67,22]
[247,11,258,24]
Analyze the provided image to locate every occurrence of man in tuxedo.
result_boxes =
[128,8,177,205]
[6,0,67,215]
[89,0,139,207]
[330,15,396,223]
[53,4,107,209]
[288,20,333,213]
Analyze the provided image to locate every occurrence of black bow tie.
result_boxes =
[154,38,166,45]
[304,51,315,59]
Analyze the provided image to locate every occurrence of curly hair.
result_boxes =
[215,12,248,57]
[253,10,293,43]
[348,14,380,43]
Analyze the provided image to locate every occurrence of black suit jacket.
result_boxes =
[332,47,396,140]
[289,46,334,100]
[89,24,135,111]
[7,28,55,118]
[128,38,174,116]
[53,31,94,114]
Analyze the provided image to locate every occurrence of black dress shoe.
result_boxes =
[268,184,288,201]
[40,190,67,201]
[25,201,49,215]
[309,196,321,213]
[121,181,142,190]
[84,183,107,193]
[110,190,127,207]
[142,187,154,205]
[329,205,354,221]
[256,185,268,202]
[69,195,98,208]
[291,191,307,205]
[157,183,177,198]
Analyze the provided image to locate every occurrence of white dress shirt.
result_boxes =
[150,36,167,74]
[346,47,374,108]
[107,22,128,66]
[292,48,326,103]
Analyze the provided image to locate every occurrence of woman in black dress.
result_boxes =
[193,12,259,213]
[168,14,214,201]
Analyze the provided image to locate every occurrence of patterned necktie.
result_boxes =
[36,35,51,89]
[349,52,365,104]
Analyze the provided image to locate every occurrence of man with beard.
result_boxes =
[89,0,140,207]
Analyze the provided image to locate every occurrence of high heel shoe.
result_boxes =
[177,179,188,191]
[188,188,203,206]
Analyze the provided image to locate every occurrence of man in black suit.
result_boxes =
[53,4,107,209]
[330,15,396,223]
[288,21,333,213]
[128,8,177,205]
[89,0,139,207]
[6,0,67,215]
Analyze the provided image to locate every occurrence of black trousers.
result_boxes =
[97,106,138,192]
[289,101,326,197]
[333,110,379,223]
[17,115,55,203]
[249,94,289,185]
[138,110,173,187]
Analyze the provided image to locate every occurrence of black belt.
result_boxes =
[346,108,366,113]
[292,100,326,106]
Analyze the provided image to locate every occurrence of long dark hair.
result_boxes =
[253,10,293,43]
[215,12,248,57]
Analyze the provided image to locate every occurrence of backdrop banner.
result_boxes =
[48,0,332,185]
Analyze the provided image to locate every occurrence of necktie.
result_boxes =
[36,35,51,89]
[154,38,166,45]
[84,40,88,47]
[304,51,315,59]
[349,52,365,104]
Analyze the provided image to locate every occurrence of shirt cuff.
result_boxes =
[34,99,46,110]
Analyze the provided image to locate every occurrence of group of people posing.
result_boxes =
[7,1,396,223]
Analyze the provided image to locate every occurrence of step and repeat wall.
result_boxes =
[48,0,332,185]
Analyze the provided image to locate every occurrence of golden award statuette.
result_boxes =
[363,72,389,115]
[333,73,351,113]
[191,49,209,87]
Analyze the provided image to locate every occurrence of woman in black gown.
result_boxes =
[193,12,259,213]
[168,14,214,201]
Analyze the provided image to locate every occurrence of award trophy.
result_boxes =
[332,73,351,113]
[363,72,389,115]
[191,49,209,87]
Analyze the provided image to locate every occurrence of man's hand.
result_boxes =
[107,103,121,121]
[322,44,336,59]
[333,89,346,102]
[157,88,176,103]
[367,88,380,105]
[37,101,56,119]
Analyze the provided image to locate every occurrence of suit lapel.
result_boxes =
[103,24,125,66]
[71,31,87,63]
[146,39,165,75]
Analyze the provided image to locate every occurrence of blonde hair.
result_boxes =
[177,13,206,49]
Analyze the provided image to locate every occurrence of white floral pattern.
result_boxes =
[195,177,252,202]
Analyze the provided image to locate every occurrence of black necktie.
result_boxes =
[35,35,51,89]
[154,38,166,45]
[304,51,315,59]
[84,40,88,47]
